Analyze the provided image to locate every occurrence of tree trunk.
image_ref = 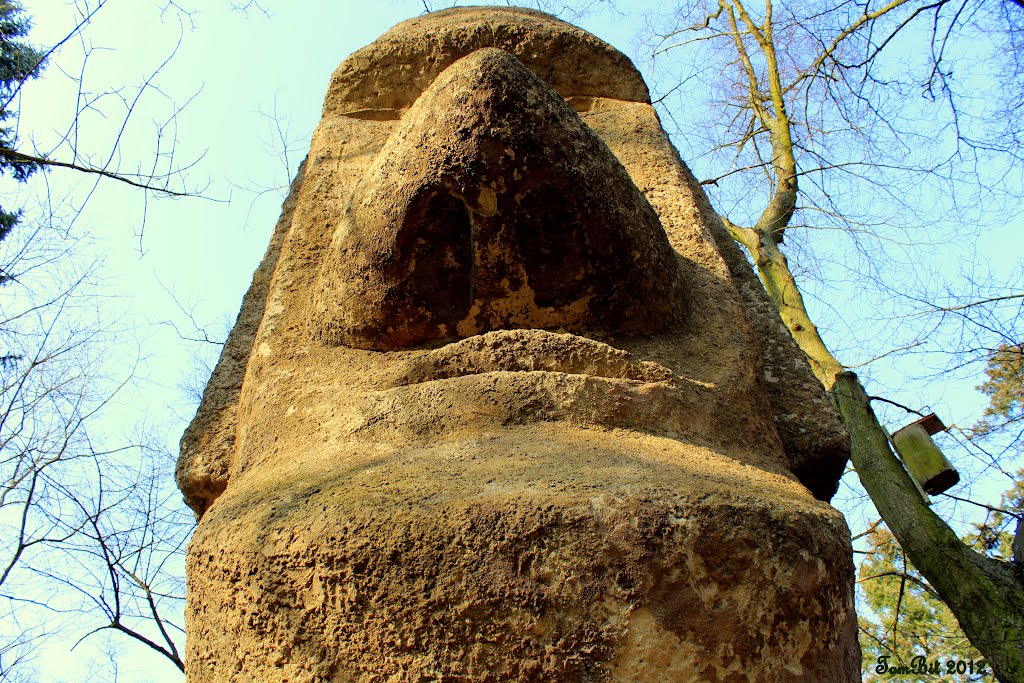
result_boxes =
[832,372,1024,681]
[706,1,1024,678]
[735,216,1024,681]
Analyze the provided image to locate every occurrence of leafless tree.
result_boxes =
[0,1,211,678]
[0,206,191,677]
[647,1,1024,678]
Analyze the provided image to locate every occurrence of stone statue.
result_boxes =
[178,8,859,681]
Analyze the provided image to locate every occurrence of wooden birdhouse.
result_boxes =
[891,414,960,495]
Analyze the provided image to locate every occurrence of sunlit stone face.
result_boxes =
[178,8,858,682]
[311,47,686,351]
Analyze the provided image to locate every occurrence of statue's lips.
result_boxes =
[387,329,677,387]
[345,329,710,445]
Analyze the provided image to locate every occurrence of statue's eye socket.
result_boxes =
[399,189,474,326]
[514,186,594,309]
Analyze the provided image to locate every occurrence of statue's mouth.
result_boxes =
[341,327,713,449]
[390,329,676,386]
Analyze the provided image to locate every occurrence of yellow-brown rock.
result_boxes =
[178,7,858,682]
[312,47,685,350]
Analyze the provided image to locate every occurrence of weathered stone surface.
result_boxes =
[188,433,856,682]
[312,48,685,350]
[322,8,650,118]
[711,222,851,500]
[176,159,306,516]
[179,7,858,682]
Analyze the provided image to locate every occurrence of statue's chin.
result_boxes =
[189,425,857,682]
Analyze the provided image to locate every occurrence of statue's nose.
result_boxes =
[313,48,686,351]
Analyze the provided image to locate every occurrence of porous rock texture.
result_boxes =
[179,7,858,682]
[311,48,685,350]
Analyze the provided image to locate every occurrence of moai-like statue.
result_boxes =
[178,8,859,682]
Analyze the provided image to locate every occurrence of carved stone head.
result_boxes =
[179,8,857,681]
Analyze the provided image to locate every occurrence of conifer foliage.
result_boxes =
[0,0,44,247]
[975,344,1024,441]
